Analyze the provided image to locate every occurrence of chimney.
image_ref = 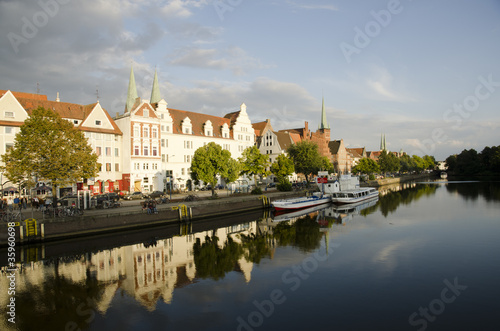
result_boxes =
[56,92,60,102]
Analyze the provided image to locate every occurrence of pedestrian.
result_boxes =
[13,196,20,211]
[33,196,39,210]
[22,197,27,209]
[7,196,13,211]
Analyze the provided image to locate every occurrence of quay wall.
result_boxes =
[361,173,436,187]
[0,191,301,246]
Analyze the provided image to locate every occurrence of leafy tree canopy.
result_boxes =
[378,151,401,173]
[352,158,380,174]
[270,154,294,183]
[190,142,237,196]
[287,141,322,185]
[239,146,269,185]
[1,107,98,193]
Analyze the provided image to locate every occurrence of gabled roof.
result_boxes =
[289,132,302,144]
[223,110,241,127]
[13,93,122,135]
[328,140,343,155]
[346,147,365,158]
[275,131,293,151]
[169,108,232,138]
[252,119,273,137]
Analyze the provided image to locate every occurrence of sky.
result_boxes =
[1,0,499,160]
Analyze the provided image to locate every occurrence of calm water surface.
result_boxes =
[1,180,500,331]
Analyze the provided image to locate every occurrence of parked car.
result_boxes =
[123,192,144,200]
[106,192,121,201]
[267,182,276,188]
[145,191,164,199]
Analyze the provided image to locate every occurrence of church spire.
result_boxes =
[125,66,138,113]
[319,97,330,130]
[380,133,387,151]
[150,68,161,104]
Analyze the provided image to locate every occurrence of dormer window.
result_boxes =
[204,120,213,137]
[181,117,192,135]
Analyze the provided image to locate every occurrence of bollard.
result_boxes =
[41,223,45,240]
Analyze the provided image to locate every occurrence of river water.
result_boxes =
[1,180,499,331]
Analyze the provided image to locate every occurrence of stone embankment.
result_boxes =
[0,190,301,246]
[360,173,435,187]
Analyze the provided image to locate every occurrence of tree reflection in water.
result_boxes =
[193,215,324,280]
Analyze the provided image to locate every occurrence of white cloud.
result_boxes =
[169,46,269,75]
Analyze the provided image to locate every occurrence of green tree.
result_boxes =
[423,155,436,170]
[352,158,380,175]
[378,151,401,173]
[287,141,322,186]
[399,154,415,173]
[412,155,426,173]
[320,156,334,173]
[270,154,295,184]
[1,107,98,203]
[239,146,269,186]
[190,142,236,197]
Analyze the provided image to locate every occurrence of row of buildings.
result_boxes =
[0,69,390,196]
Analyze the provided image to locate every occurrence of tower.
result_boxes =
[150,69,161,104]
[319,97,330,130]
[125,66,138,113]
[380,133,387,151]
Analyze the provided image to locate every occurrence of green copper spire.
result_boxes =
[319,97,330,130]
[150,68,161,104]
[380,133,387,151]
[126,66,138,113]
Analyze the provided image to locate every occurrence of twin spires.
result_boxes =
[380,133,387,151]
[125,66,162,113]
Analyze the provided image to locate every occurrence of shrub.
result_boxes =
[277,181,292,191]
[251,187,262,195]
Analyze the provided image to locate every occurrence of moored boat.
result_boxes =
[330,187,379,205]
[440,172,448,179]
[272,192,331,211]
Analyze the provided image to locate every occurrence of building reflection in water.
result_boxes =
[0,180,449,329]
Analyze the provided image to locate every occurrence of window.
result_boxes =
[96,147,101,156]
[134,145,140,155]
[144,145,149,156]
[106,163,111,171]
[134,163,140,170]
[162,154,166,162]
[115,148,119,157]
[143,127,149,138]
[166,125,170,132]
[152,127,158,138]
[134,126,140,137]
[143,163,149,170]
[181,168,185,175]
[4,111,14,118]
[5,143,13,151]
[161,139,165,147]
[143,177,149,183]
[5,127,12,134]
[152,163,158,170]
[115,163,120,171]
[105,147,111,156]
[73,120,79,125]
[95,120,101,125]
[95,133,102,140]
[185,128,190,134]
[152,146,158,156]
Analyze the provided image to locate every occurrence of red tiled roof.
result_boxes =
[14,95,122,136]
[168,108,232,139]
[0,90,47,101]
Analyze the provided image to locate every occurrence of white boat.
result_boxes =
[440,172,448,179]
[272,192,331,211]
[330,187,379,205]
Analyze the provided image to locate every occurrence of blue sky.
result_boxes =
[1,0,499,160]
